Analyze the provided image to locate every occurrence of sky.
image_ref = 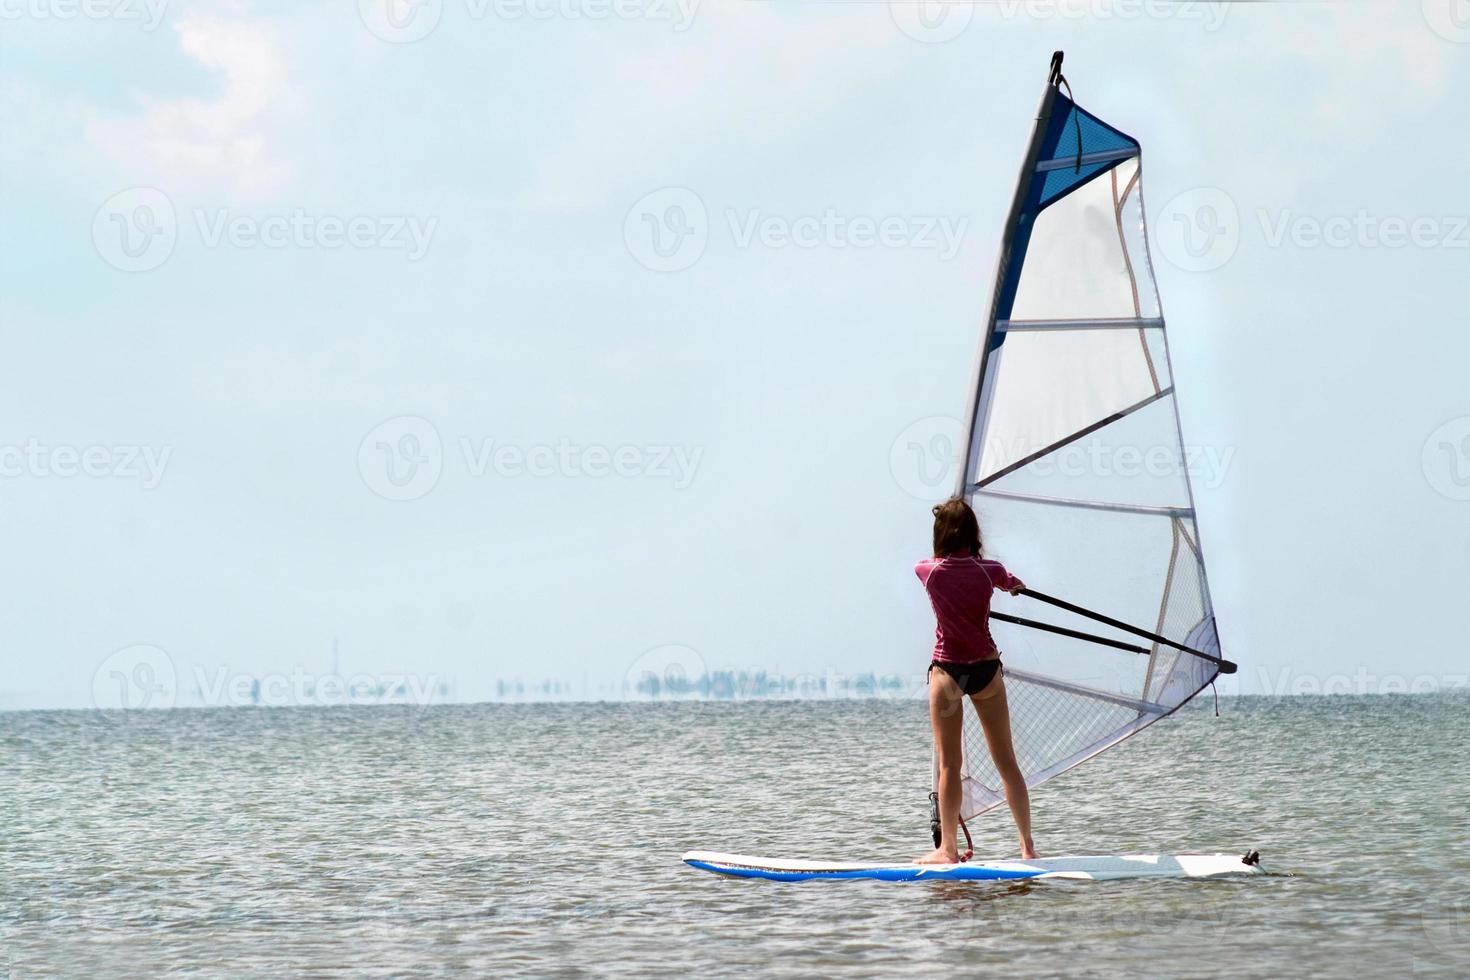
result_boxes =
[1,0,1467,710]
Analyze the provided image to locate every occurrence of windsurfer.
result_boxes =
[914,497,1037,863]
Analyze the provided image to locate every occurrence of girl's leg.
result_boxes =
[916,667,966,864]
[972,676,1038,859]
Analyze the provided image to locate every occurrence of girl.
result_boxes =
[915,497,1037,863]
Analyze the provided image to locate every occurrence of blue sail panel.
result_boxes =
[1030,96,1140,211]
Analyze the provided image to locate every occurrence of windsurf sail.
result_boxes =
[947,52,1228,822]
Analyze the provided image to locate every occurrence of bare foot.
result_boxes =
[1019,838,1038,860]
[915,847,959,865]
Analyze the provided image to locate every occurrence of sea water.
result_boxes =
[3,693,1467,977]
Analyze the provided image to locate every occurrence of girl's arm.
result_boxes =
[995,563,1025,596]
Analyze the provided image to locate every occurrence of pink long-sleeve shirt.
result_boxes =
[915,555,1021,664]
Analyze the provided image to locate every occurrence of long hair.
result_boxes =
[932,497,982,558]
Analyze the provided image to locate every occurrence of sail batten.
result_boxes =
[944,53,1225,822]
[971,489,1195,518]
[1035,147,1138,171]
[1001,667,1167,716]
[995,317,1165,333]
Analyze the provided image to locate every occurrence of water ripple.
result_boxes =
[2,695,1467,977]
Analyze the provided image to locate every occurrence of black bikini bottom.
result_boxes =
[929,658,1002,696]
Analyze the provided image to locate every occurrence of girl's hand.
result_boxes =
[1007,580,1026,596]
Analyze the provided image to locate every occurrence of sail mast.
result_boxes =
[956,52,1067,496]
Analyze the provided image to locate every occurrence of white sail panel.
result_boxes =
[977,496,1177,696]
[976,328,1165,481]
[983,395,1194,510]
[1010,161,1159,321]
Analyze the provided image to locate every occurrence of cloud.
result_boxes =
[84,17,301,198]
[510,3,911,211]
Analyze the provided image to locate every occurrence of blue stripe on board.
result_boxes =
[685,860,1043,882]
